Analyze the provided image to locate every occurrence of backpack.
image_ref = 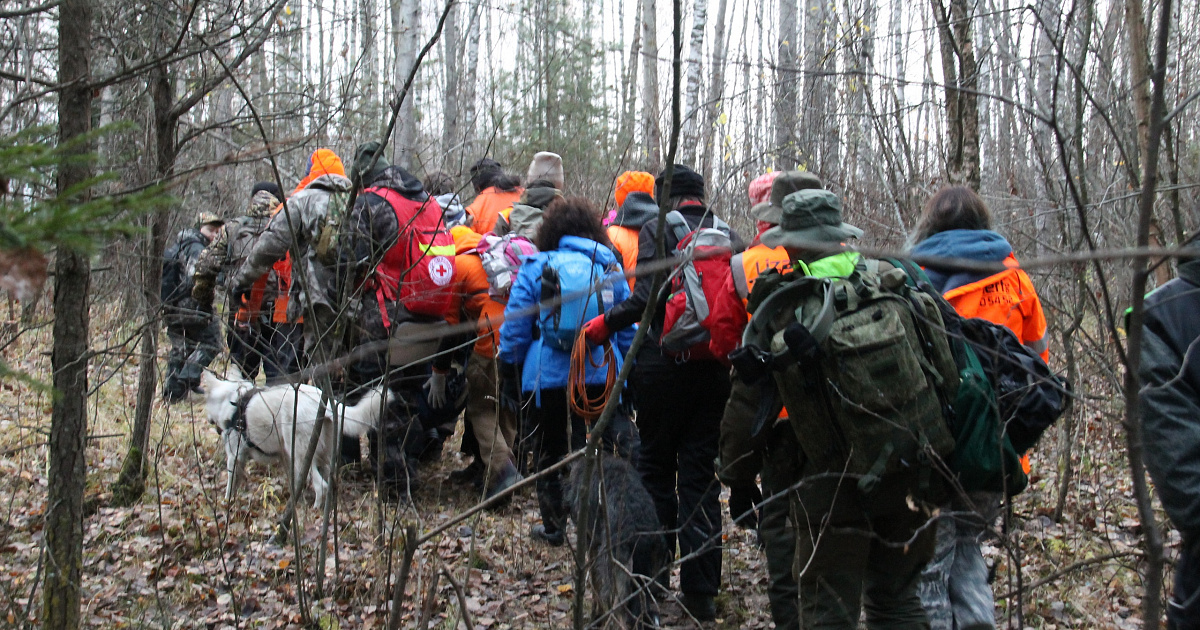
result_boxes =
[362,187,457,324]
[658,211,738,362]
[314,189,352,267]
[539,249,619,352]
[890,258,1072,495]
[474,233,539,302]
[226,214,271,270]
[160,232,211,326]
[740,260,958,494]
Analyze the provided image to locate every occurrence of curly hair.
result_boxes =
[910,185,992,247]
[535,196,612,252]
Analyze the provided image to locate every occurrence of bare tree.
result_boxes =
[42,0,92,626]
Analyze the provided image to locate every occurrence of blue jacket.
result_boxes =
[911,229,1013,294]
[499,236,633,401]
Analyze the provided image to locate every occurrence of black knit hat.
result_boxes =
[251,181,282,199]
[655,164,705,200]
[470,158,504,192]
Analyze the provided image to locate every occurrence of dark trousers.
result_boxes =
[530,386,637,534]
[266,322,304,381]
[761,426,801,630]
[1171,539,1200,629]
[633,355,729,597]
[228,315,299,384]
[164,317,222,396]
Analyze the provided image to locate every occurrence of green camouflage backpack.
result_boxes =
[740,259,958,493]
[314,189,352,266]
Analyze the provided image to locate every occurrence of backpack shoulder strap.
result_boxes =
[665,211,692,245]
[730,253,750,300]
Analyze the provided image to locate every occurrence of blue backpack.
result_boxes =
[539,250,618,352]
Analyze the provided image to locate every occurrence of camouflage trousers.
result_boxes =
[917,493,1000,630]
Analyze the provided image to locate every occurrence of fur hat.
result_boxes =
[654,164,705,200]
[469,158,504,192]
[527,152,564,189]
[760,189,862,249]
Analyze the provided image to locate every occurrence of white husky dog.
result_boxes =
[202,367,390,509]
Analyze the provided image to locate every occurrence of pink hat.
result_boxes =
[748,171,780,205]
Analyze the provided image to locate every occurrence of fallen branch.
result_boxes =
[995,550,1143,601]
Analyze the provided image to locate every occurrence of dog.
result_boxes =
[567,456,669,629]
[202,367,390,509]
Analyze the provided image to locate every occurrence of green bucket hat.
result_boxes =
[752,171,823,224]
[760,188,863,249]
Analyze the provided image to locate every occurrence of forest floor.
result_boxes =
[0,309,1178,629]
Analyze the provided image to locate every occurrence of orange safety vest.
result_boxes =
[942,254,1049,362]
[730,244,793,421]
[730,244,792,307]
[939,253,1048,475]
[607,225,640,289]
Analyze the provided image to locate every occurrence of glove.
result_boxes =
[583,314,611,345]
[424,369,448,408]
[499,361,522,413]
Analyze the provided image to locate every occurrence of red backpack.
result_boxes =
[659,211,740,363]
[362,187,456,326]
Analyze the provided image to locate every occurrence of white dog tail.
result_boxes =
[336,387,392,438]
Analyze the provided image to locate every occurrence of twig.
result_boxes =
[386,524,419,630]
[417,567,442,629]
[442,564,476,630]
[995,550,1143,601]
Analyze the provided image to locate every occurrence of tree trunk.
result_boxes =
[699,0,728,181]
[392,0,420,168]
[931,0,980,188]
[640,0,661,167]
[775,0,798,168]
[441,1,461,166]
[113,62,177,507]
[43,0,93,627]
[680,0,707,163]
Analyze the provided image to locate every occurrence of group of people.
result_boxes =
[161,143,1060,628]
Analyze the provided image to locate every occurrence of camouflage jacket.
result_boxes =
[192,189,279,310]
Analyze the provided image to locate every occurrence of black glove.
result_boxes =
[782,320,821,364]
[728,483,762,531]
[499,361,522,413]
[233,286,253,306]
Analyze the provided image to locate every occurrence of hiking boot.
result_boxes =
[484,461,522,507]
[530,524,564,547]
[681,593,716,622]
[448,459,483,485]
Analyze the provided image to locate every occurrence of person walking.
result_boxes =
[911,186,1048,630]
[161,212,225,401]
[499,197,634,546]
[583,164,745,621]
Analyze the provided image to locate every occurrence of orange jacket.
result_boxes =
[607,225,640,290]
[466,186,523,235]
[269,148,346,323]
[730,244,792,308]
[943,254,1049,362]
[445,227,505,358]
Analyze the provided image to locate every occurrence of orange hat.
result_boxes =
[614,171,655,207]
[287,148,346,198]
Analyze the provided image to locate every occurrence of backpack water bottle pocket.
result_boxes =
[826,304,928,413]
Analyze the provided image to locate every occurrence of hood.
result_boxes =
[436,192,468,228]
[558,235,620,267]
[176,227,208,247]
[508,203,545,240]
[305,172,353,192]
[367,165,427,200]
[248,189,280,218]
[612,192,659,228]
[520,185,560,209]
[288,148,346,198]
[911,229,1014,293]
[451,225,482,254]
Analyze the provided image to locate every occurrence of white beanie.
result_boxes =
[527,151,564,189]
